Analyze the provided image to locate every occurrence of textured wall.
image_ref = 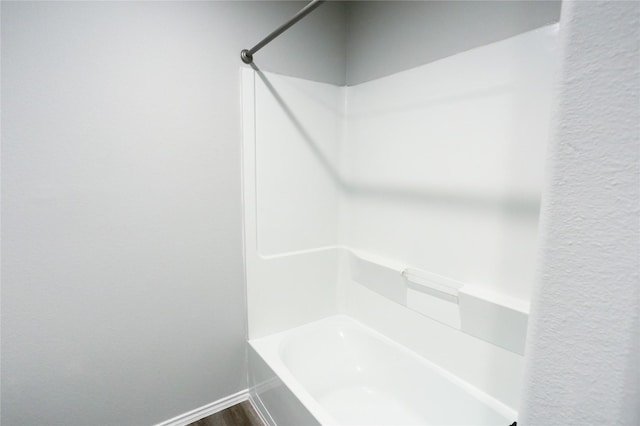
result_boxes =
[0,2,346,425]
[520,1,639,425]
[344,0,561,85]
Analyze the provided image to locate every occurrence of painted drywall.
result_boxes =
[344,0,561,85]
[520,1,640,425]
[0,2,346,425]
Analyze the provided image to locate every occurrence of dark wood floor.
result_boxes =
[187,401,264,426]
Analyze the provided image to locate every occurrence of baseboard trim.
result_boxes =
[155,389,250,426]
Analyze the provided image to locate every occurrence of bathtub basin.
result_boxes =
[250,315,516,425]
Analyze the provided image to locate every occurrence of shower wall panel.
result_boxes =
[243,70,343,339]
[338,24,559,409]
[340,25,558,301]
[254,71,344,255]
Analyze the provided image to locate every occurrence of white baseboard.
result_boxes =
[155,389,250,426]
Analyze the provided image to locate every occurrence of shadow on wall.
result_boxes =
[252,64,540,220]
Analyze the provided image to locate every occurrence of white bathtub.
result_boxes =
[249,315,517,426]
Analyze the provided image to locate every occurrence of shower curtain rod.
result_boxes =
[241,0,326,64]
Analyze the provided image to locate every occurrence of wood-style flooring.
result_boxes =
[187,401,264,426]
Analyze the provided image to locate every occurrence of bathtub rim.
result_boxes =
[249,314,518,425]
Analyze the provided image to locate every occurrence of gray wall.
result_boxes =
[345,0,561,85]
[0,2,345,425]
[520,1,639,424]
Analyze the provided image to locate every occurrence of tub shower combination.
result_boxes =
[240,3,557,425]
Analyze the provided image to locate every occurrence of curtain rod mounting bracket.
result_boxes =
[241,49,253,65]
[240,0,325,65]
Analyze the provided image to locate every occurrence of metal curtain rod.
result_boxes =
[241,0,326,64]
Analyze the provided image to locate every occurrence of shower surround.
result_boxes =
[242,25,558,425]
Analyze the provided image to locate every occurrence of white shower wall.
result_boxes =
[243,24,558,409]
[341,24,558,301]
[242,71,343,339]
[253,72,344,255]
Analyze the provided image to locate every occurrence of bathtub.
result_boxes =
[249,315,517,426]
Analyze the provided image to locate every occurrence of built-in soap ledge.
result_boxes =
[347,251,530,355]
